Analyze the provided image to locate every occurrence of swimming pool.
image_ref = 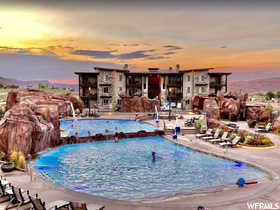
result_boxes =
[60,119,156,137]
[35,136,266,200]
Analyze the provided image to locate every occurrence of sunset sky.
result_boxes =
[0,0,280,83]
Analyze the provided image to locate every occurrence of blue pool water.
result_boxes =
[35,136,266,200]
[60,119,156,137]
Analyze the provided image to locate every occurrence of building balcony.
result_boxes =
[167,82,181,88]
[126,83,142,88]
[195,81,208,86]
[167,93,183,102]
[80,94,97,101]
[210,82,226,88]
[80,82,97,88]
[99,92,113,98]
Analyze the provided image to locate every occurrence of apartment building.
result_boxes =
[75,66,231,110]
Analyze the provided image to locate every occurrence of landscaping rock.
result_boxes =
[203,98,220,120]
[119,93,160,112]
[0,89,83,156]
[246,106,270,122]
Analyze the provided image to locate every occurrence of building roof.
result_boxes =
[94,67,129,73]
[208,72,232,76]
[75,67,231,76]
[74,72,99,75]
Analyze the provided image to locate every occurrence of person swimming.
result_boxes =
[152,152,156,162]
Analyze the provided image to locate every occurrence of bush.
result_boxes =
[0,108,5,119]
[265,91,275,100]
[9,151,26,169]
[243,136,273,146]
[229,133,237,140]
[194,120,202,129]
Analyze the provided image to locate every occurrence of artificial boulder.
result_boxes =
[0,89,83,156]
[246,106,270,122]
[119,93,160,112]
[203,98,220,120]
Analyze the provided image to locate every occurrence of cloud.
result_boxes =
[163,45,184,50]
[162,52,176,55]
[117,49,156,59]
[0,52,122,80]
[71,49,160,60]
[145,56,167,60]
[72,49,117,58]
[0,46,55,56]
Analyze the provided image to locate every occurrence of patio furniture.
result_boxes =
[202,129,221,141]
[219,136,241,147]
[29,195,70,210]
[0,180,11,203]
[5,186,31,210]
[196,129,213,138]
[255,123,272,133]
[208,132,230,144]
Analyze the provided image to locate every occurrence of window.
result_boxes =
[103,99,109,105]
[201,86,206,93]
[187,75,191,82]
[104,87,109,93]
[187,87,191,93]
[186,99,190,105]
[144,77,147,89]
[119,74,122,81]
[119,87,122,92]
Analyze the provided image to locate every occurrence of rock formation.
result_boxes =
[203,98,220,120]
[194,91,248,121]
[273,116,280,133]
[0,89,83,156]
[246,106,270,122]
[119,93,160,112]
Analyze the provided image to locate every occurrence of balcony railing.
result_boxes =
[210,82,226,88]
[126,83,142,88]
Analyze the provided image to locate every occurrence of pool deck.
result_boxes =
[1,115,280,210]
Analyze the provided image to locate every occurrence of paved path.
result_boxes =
[1,119,280,210]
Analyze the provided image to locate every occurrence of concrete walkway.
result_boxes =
[1,119,280,210]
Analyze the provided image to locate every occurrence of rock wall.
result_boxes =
[0,89,83,156]
[119,93,160,112]
[194,91,248,121]
[246,106,270,122]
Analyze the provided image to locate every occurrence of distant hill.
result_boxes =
[0,76,78,89]
[0,76,48,87]
[228,77,280,94]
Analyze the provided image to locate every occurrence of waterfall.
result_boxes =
[70,102,76,118]
[155,105,159,121]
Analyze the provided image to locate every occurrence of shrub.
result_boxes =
[229,133,237,140]
[244,136,254,144]
[260,137,273,145]
[194,120,202,129]
[9,151,26,169]
[0,108,5,119]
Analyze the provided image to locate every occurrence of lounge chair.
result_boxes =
[255,123,272,133]
[0,180,11,203]
[29,195,70,210]
[202,129,221,141]
[208,132,230,144]
[219,136,241,147]
[70,201,105,210]
[196,129,213,138]
[5,186,31,210]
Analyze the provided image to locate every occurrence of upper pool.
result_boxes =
[60,119,156,137]
[34,136,267,200]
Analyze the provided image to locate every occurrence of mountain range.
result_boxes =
[1,76,280,93]
[228,77,280,94]
[0,77,78,89]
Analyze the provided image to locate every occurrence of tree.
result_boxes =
[0,83,4,88]
[0,108,5,119]
[265,91,275,100]
[276,91,280,98]
[38,83,48,89]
